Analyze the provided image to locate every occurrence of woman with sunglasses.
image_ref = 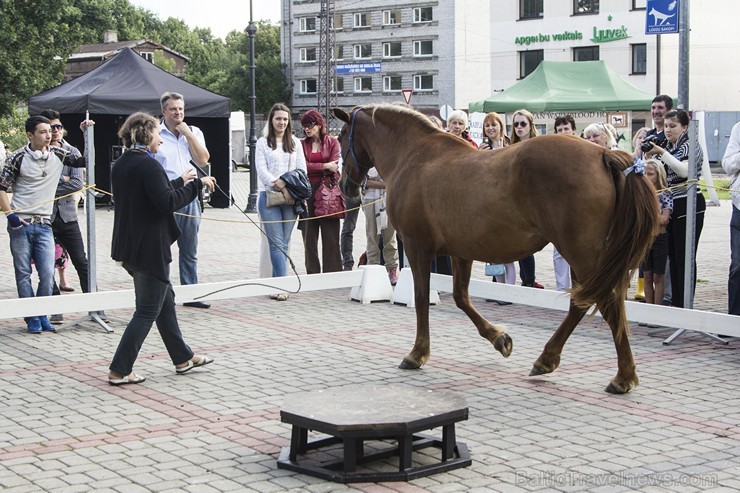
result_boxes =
[644,109,706,308]
[509,109,543,289]
[299,110,342,274]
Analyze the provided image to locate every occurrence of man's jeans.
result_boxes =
[174,199,201,285]
[257,192,297,277]
[8,223,55,322]
[51,215,90,293]
[109,266,193,377]
[729,204,740,315]
[340,195,362,270]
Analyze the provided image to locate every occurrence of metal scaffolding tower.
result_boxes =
[317,0,336,130]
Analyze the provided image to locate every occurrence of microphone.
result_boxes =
[189,159,209,177]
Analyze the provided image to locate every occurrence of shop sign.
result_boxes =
[590,25,629,43]
[335,62,382,74]
[515,24,631,46]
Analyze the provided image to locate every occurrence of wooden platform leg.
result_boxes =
[343,437,358,472]
[442,424,456,461]
[398,435,413,471]
[290,426,308,460]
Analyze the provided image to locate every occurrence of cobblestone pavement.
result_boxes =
[1,171,737,492]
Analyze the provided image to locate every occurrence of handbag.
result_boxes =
[485,263,506,277]
[313,172,345,219]
[266,190,287,207]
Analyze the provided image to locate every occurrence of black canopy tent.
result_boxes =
[28,47,232,207]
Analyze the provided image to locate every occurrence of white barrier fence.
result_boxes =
[0,267,737,339]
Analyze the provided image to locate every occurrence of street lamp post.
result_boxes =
[245,0,258,213]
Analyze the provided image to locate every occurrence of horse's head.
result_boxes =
[333,107,373,198]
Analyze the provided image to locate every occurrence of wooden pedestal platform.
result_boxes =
[277,384,471,483]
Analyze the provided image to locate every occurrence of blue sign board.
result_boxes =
[645,0,680,35]
[335,62,382,75]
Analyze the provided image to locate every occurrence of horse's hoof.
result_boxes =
[605,381,632,394]
[493,333,513,358]
[398,358,422,370]
[529,365,548,376]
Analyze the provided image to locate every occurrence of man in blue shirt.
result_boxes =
[155,92,211,309]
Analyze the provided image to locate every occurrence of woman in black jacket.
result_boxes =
[107,112,216,385]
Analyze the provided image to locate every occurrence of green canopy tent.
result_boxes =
[469,60,653,113]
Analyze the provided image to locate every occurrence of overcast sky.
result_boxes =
[128,0,281,40]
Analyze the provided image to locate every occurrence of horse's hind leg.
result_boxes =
[451,257,512,358]
[531,301,587,376]
[599,296,639,394]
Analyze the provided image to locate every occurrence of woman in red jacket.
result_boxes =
[300,110,342,274]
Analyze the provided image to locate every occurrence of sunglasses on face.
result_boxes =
[513,121,528,128]
[303,123,317,129]
[50,124,64,130]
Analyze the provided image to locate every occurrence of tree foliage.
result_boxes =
[0,0,287,120]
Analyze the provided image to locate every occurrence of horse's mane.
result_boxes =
[354,104,441,133]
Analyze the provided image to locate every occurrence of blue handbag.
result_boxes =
[485,263,505,277]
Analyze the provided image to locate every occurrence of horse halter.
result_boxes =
[341,109,371,189]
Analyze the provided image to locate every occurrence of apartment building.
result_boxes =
[280,0,492,115]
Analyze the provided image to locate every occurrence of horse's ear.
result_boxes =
[333,107,350,123]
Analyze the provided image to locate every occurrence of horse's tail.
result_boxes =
[571,150,659,339]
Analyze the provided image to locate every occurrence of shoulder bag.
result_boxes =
[313,172,345,219]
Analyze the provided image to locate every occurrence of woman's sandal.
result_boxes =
[109,373,146,386]
[176,355,214,374]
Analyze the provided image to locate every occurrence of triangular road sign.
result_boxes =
[402,89,412,105]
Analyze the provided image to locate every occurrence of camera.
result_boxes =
[640,134,660,153]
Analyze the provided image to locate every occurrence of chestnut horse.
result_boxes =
[334,105,658,394]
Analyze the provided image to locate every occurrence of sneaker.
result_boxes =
[388,267,399,286]
[50,314,64,324]
[39,316,57,332]
[27,317,42,334]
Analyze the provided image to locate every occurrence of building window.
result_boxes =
[353,12,369,28]
[383,10,400,25]
[573,46,599,61]
[333,14,344,30]
[631,43,647,74]
[574,0,599,14]
[383,76,402,92]
[413,40,433,57]
[300,79,317,94]
[335,45,344,61]
[413,74,433,91]
[632,0,646,10]
[354,77,372,93]
[383,42,402,58]
[520,0,543,19]
[299,47,317,62]
[413,7,433,23]
[519,50,543,78]
[139,51,153,62]
[299,17,316,32]
[331,78,344,94]
[353,44,372,59]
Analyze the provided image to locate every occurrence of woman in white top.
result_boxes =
[255,103,307,284]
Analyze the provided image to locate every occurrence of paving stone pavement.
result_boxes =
[0,171,737,492]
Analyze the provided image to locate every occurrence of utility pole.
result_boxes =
[317,0,336,131]
[677,0,689,109]
[245,0,258,213]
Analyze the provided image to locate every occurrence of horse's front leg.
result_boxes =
[398,244,434,369]
[450,257,512,358]
[531,300,587,376]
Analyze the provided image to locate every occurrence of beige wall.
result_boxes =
[657,1,740,111]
